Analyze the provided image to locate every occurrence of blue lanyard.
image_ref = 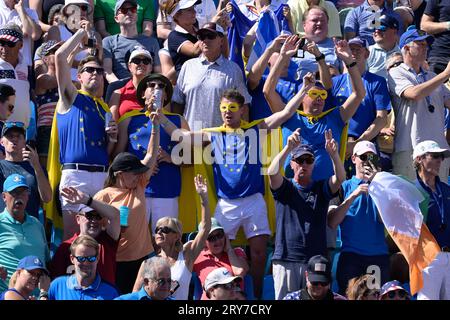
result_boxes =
[430,182,445,226]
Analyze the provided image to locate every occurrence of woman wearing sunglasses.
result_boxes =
[133,174,212,300]
[379,280,410,300]
[108,47,154,119]
[193,217,249,300]
[93,110,160,294]
[0,256,50,300]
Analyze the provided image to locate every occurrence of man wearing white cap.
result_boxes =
[102,0,161,84]
[203,267,242,300]
[328,140,389,295]
[413,140,450,300]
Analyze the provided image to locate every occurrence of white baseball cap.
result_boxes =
[128,46,153,63]
[353,140,377,156]
[170,0,201,17]
[204,267,241,292]
[413,140,450,159]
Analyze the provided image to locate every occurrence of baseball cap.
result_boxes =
[17,255,49,274]
[375,14,399,31]
[291,144,314,160]
[204,267,242,291]
[1,121,25,137]
[0,24,23,43]
[114,0,137,15]
[198,217,224,235]
[170,0,201,17]
[379,280,408,298]
[353,140,377,156]
[128,46,153,63]
[399,26,434,49]
[412,140,450,159]
[3,174,29,192]
[62,0,93,15]
[110,152,150,174]
[348,37,369,49]
[198,22,225,37]
[136,73,173,107]
[307,255,331,283]
[37,40,61,58]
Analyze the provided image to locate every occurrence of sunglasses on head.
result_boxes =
[307,89,328,100]
[131,57,152,65]
[207,231,225,242]
[198,32,218,41]
[310,281,329,287]
[119,6,137,14]
[147,81,166,89]
[219,102,240,113]
[155,226,177,234]
[152,277,172,286]
[294,156,314,165]
[80,212,102,221]
[386,290,407,299]
[358,153,378,162]
[0,40,16,48]
[74,255,97,263]
[81,66,104,75]
[426,153,445,160]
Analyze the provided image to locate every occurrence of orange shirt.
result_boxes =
[95,175,154,261]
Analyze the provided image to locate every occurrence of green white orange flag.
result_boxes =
[368,172,441,295]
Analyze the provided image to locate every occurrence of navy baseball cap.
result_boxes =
[380,280,408,298]
[291,144,314,160]
[3,174,29,192]
[348,37,369,49]
[307,255,331,283]
[399,26,434,49]
[17,255,49,274]
[376,15,399,31]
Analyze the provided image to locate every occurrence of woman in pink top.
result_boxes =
[94,109,160,294]
[108,47,154,120]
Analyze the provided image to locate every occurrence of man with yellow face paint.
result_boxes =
[159,74,316,299]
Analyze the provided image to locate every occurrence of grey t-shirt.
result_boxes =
[387,63,450,152]
[103,34,161,80]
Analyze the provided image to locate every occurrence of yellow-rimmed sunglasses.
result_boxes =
[219,102,240,112]
[307,89,328,100]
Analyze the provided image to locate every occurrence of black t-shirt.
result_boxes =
[42,0,64,24]
[424,0,450,58]
[413,1,427,29]
[0,160,43,219]
[271,177,336,263]
[168,30,198,73]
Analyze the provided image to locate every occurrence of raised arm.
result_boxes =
[420,14,450,34]
[262,72,315,129]
[263,35,300,113]
[247,34,288,91]
[325,129,346,194]
[335,40,366,123]
[327,184,367,229]
[268,128,301,190]
[23,145,52,202]
[184,175,212,271]
[304,41,332,89]
[159,112,208,145]
[16,0,42,40]
[142,110,161,180]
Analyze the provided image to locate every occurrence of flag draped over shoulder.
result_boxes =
[228,0,255,75]
[368,172,441,295]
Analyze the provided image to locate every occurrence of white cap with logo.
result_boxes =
[413,140,450,159]
[203,267,241,291]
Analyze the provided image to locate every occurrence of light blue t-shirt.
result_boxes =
[340,176,388,256]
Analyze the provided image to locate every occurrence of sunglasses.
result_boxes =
[307,89,328,100]
[294,156,314,165]
[375,25,387,32]
[219,102,240,113]
[152,277,172,286]
[358,153,378,162]
[216,282,237,290]
[155,226,177,234]
[207,231,225,242]
[310,281,329,287]
[198,33,218,41]
[78,4,88,11]
[119,6,137,14]
[80,212,102,221]
[0,40,16,48]
[4,121,24,128]
[428,104,435,113]
[147,82,166,89]
[74,255,97,263]
[131,57,152,65]
[386,290,408,299]
[387,61,402,70]
[81,66,104,75]
[426,153,445,160]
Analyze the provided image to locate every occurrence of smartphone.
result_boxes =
[170,281,180,295]
[295,37,306,58]
[366,154,380,168]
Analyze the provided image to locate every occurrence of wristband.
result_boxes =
[38,291,48,299]
[86,196,93,207]
[152,124,160,130]
[315,53,325,61]
[346,61,357,68]
[447,21,450,31]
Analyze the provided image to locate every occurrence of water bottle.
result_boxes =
[105,111,117,142]
[119,206,129,227]
[153,88,163,110]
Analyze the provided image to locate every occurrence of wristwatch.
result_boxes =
[345,61,357,68]
[315,53,325,61]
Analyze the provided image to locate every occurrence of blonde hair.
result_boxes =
[159,0,180,16]
[156,217,183,252]
[346,274,378,300]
